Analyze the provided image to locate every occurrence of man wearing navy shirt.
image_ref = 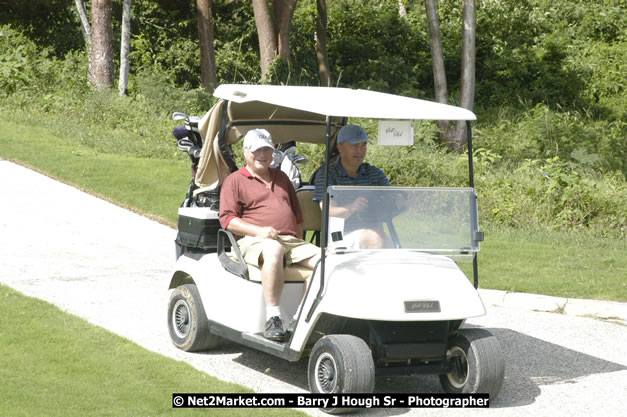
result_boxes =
[313,124,391,249]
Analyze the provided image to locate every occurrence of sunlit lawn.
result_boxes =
[0,286,304,417]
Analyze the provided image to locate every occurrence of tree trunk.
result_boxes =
[272,0,297,62]
[252,0,297,81]
[91,0,114,90]
[74,0,92,83]
[315,0,331,86]
[118,0,131,96]
[74,0,92,50]
[398,0,407,19]
[197,0,218,92]
[424,0,453,145]
[455,0,476,150]
[252,0,278,81]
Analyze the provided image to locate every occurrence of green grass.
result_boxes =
[471,228,626,301]
[0,285,305,417]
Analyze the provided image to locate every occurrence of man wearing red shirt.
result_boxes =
[219,129,319,342]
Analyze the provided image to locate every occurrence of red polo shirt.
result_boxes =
[219,167,303,237]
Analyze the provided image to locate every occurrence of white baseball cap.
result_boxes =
[243,128,274,152]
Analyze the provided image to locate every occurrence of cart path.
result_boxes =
[1,160,626,417]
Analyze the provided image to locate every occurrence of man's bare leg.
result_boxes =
[260,239,285,308]
[360,228,385,248]
[260,239,286,341]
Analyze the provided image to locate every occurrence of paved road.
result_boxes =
[1,160,626,416]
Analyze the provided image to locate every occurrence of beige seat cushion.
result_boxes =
[248,264,312,283]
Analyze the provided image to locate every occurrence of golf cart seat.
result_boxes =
[296,185,321,245]
[217,229,313,283]
[248,264,311,283]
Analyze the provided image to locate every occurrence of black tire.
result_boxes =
[439,328,504,399]
[167,283,220,352]
[308,335,375,415]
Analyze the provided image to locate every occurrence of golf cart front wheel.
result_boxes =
[308,335,374,414]
[439,328,504,399]
[167,283,220,352]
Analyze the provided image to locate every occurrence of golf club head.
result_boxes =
[172,112,189,121]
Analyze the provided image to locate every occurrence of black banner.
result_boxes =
[172,393,489,409]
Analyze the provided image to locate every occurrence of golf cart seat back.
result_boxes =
[193,99,343,194]
[296,185,321,243]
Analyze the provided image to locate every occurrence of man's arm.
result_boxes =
[319,198,368,218]
[227,217,279,240]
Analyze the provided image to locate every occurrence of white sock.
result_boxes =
[266,305,282,321]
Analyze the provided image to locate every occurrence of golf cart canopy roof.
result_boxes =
[194,84,476,191]
[213,84,477,121]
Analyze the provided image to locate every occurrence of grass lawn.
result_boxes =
[471,227,625,301]
[0,285,304,417]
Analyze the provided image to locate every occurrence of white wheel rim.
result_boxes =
[172,299,191,339]
[446,346,469,388]
[315,352,338,393]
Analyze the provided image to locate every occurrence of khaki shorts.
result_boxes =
[237,235,319,268]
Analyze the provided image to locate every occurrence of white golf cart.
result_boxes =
[167,84,504,410]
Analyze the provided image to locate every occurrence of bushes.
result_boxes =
[0,26,81,97]
[325,0,431,95]
[477,156,625,237]
[477,104,626,173]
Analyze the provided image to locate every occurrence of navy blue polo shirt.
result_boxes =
[312,158,390,202]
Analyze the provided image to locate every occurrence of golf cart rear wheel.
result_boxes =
[308,335,374,414]
[439,328,504,399]
[167,283,220,352]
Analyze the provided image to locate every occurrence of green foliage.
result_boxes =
[130,0,261,85]
[0,26,78,96]
[477,104,626,173]
[0,0,82,56]
[475,154,625,237]
[129,1,204,88]
[213,0,260,83]
[324,0,430,95]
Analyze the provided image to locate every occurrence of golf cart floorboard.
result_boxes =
[207,320,301,361]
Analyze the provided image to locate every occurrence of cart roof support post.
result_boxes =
[306,116,332,323]
[466,120,479,289]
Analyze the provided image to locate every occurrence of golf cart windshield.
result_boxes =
[326,186,481,259]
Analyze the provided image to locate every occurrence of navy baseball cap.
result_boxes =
[337,124,371,144]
